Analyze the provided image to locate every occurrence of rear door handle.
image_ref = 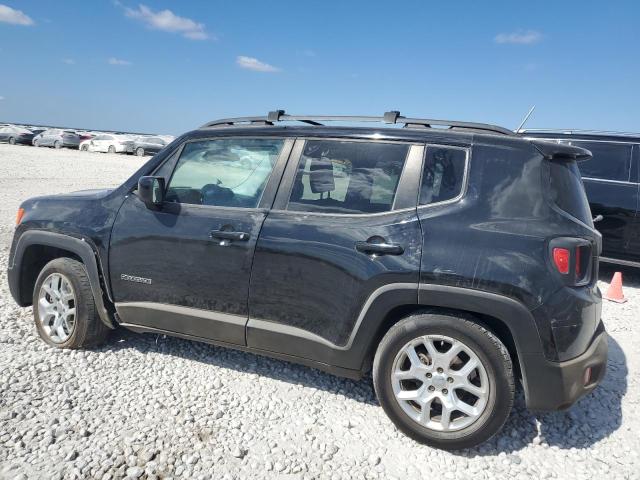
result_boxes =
[355,241,404,256]
[209,230,250,241]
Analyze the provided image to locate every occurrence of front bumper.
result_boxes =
[522,325,608,410]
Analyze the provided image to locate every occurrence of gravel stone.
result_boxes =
[0,144,638,479]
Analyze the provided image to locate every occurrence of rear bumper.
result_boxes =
[522,326,608,410]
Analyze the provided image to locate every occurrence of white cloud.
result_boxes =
[236,56,280,73]
[494,30,542,45]
[123,4,210,40]
[108,57,132,66]
[0,4,34,25]
[62,58,76,65]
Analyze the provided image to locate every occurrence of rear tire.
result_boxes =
[54,140,62,149]
[373,311,514,450]
[81,144,88,151]
[135,147,145,156]
[34,139,40,147]
[108,145,116,153]
[9,137,16,145]
[33,258,110,349]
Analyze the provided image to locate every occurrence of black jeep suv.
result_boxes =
[8,111,607,449]
[520,129,640,267]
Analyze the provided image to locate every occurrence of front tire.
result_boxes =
[135,147,144,156]
[373,312,514,450]
[33,258,110,349]
[9,137,16,145]
[108,145,116,153]
[54,140,62,149]
[81,144,88,151]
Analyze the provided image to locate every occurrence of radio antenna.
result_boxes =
[515,105,536,132]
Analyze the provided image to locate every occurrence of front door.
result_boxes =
[109,136,292,344]
[247,138,424,369]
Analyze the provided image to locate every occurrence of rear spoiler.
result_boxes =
[530,139,592,162]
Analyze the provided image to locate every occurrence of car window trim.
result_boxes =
[160,136,294,211]
[416,143,471,211]
[272,137,422,217]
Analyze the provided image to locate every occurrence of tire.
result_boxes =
[81,144,88,152]
[54,140,62,149]
[108,145,116,154]
[32,258,110,349]
[34,139,40,147]
[373,311,514,450]
[135,147,144,157]
[8,137,16,145]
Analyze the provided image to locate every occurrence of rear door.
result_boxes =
[570,140,636,260]
[109,136,293,344]
[247,138,424,369]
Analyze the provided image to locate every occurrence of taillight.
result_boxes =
[16,208,25,225]
[553,248,570,274]
[549,238,593,286]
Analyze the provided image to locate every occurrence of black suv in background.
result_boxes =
[8,111,607,449]
[521,129,640,267]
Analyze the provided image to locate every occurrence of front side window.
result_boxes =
[286,140,409,214]
[571,141,632,181]
[419,146,467,205]
[166,138,284,208]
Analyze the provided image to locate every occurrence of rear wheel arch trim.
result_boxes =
[10,230,115,329]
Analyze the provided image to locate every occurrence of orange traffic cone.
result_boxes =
[603,271,627,303]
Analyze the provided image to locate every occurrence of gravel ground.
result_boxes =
[0,143,638,480]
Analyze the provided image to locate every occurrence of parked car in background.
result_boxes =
[0,126,36,145]
[79,134,132,153]
[33,129,81,149]
[127,136,168,156]
[520,129,640,267]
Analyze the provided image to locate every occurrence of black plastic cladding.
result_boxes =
[7,123,604,411]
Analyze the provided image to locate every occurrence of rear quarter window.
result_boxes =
[549,161,593,225]
[570,141,632,181]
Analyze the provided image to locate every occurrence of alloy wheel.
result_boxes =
[391,334,490,432]
[37,273,77,343]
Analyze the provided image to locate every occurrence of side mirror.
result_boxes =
[138,176,165,208]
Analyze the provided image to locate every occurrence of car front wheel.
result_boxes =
[33,258,110,349]
[135,147,145,156]
[9,137,16,145]
[373,311,514,450]
[54,140,62,149]
[108,145,116,153]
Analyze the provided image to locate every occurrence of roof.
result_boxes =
[199,110,515,137]
[518,129,640,143]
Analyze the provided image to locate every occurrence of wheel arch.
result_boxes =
[354,283,544,404]
[8,230,115,329]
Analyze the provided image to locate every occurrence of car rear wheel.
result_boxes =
[54,140,62,149]
[81,144,88,151]
[373,311,514,450]
[135,147,145,156]
[8,137,16,145]
[108,145,116,153]
[34,139,40,147]
[33,258,110,349]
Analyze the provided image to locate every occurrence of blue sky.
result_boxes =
[1,1,639,135]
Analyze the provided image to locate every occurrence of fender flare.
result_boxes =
[8,230,115,329]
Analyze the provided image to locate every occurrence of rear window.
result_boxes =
[570,141,632,181]
[549,161,592,225]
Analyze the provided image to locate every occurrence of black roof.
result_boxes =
[199,110,515,137]
[519,129,640,143]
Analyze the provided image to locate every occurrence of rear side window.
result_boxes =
[571,141,632,181]
[286,140,409,214]
[549,161,592,225]
[420,146,467,205]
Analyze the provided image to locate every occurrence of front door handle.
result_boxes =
[355,241,404,256]
[209,230,250,241]
[593,214,604,223]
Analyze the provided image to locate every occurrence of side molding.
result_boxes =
[8,230,115,328]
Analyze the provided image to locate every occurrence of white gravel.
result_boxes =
[0,143,639,479]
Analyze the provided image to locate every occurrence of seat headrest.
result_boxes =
[309,157,335,194]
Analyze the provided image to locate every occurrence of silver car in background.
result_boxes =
[33,129,81,149]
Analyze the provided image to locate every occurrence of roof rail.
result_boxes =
[200,110,514,136]
[518,128,640,138]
